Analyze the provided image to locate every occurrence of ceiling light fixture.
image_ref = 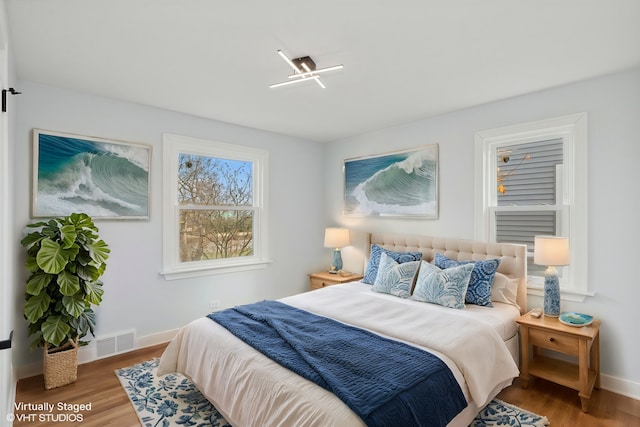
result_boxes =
[270,50,343,89]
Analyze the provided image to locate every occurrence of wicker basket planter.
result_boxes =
[43,339,78,390]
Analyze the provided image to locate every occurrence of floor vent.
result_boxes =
[96,336,116,358]
[96,330,136,358]
[116,331,135,353]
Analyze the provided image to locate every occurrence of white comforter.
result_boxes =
[158,282,519,427]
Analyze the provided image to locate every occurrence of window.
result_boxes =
[474,113,589,299]
[162,134,269,279]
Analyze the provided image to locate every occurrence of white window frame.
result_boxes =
[474,113,590,301]
[161,133,270,280]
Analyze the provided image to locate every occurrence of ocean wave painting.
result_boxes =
[344,145,438,218]
[33,130,151,219]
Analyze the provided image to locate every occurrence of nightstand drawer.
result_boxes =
[309,271,362,290]
[310,277,335,290]
[308,272,364,291]
[529,328,579,354]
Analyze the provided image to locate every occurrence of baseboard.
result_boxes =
[600,373,640,400]
[135,328,178,349]
[16,328,178,380]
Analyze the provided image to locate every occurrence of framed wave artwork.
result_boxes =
[32,129,151,219]
[343,144,438,218]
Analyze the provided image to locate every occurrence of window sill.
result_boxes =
[161,259,271,281]
[527,284,595,303]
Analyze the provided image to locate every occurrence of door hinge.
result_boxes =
[0,330,13,350]
[2,88,21,112]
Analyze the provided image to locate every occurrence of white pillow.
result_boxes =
[371,252,420,298]
[490,272,520,310]
[412,261,474,309]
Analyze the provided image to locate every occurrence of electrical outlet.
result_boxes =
[209,299,221,310]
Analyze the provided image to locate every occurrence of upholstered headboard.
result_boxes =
[368,233,528,313]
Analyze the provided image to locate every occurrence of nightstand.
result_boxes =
[308,271,363,290]
[517,312,600,412]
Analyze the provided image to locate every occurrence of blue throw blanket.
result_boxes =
[208,300,466,427]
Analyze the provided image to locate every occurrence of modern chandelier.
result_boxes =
[269,50,343,89]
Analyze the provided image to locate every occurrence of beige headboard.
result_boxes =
[368,233,528,314]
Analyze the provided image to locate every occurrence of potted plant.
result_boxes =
[21,212,110,389]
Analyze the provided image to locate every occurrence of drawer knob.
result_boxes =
[549,337,555,343]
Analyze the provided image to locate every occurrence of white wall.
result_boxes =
[325,68,640,397]
[11,81,329,372]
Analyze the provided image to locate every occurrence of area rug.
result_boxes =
[116,359,549,427]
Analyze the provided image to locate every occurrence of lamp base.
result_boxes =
[543,266,561,317]
[329,248,343,274]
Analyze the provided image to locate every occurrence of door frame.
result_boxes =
[0,6,16,426]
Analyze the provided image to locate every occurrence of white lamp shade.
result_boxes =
[534,236,570,266]
[324,227,350,248]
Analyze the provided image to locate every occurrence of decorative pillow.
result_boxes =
[412,261,474,309]
[491,272,521,310]
[434,254,501,307]
[371,252,420,298]
[362,244,422,284]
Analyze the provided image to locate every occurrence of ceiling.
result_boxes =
[5,0,640,142]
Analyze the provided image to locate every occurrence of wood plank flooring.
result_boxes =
[497,378,640,427]
[13,344,167,427]
[13,343,640,426]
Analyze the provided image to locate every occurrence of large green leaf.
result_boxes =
[67,309,96,346]
[68,212,95,230]
[25,273,54,296]
[24,256,39,272]
[24,292,51,323]
[76,264,100,281]
[57,270,80,296]
[41,219,61,238]
[41,315,71,347]
[75,252,92,267]
[62,294,87,318]
[83,281,104,305]
[36,238,79,274]
[87,239,110,264]
[25,220,48,229]
[20,231,45,249]
[58,224,78,249]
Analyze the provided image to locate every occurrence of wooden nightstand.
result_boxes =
[517,312,600,412]
[308,271,363,290]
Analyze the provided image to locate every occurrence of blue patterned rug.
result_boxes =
[116,359,549,427]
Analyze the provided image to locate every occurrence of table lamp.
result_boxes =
[534,236,569,317]
[324,227,350,273]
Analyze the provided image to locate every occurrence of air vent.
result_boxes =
[116,331,135,353]
[96,336,116,358]
[95,330,136,358]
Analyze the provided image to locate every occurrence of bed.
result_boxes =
[158,233,528,427]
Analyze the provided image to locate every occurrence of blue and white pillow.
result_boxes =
[434,254,501,307]
[362,244,422,284]
[412,261,474,309]
[371,252,420,298]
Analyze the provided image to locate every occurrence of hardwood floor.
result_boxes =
[497,378,640,427]
[13,344,640,426]
[13,344,167,427]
